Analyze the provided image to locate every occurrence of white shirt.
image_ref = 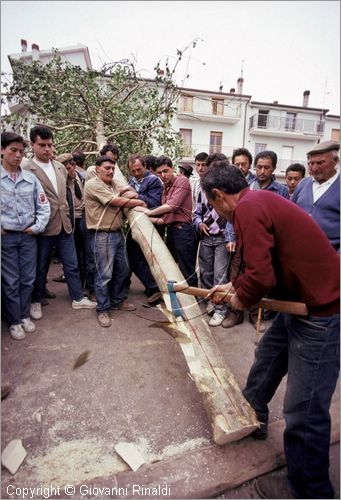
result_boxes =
[312,171,339,203]
[34,157,58,194]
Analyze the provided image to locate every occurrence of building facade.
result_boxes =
[173,81,339,181]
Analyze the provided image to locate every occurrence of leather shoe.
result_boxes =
[43,287,56,299]
[222,310,243,328]
[53,274,67,283]
[255,472,295,499]
[41,297,49,306]
[112,300,136,312]
[147,291,162,304]
[250,422,268,440]
[249,313,266,333]
[97,312,111,328]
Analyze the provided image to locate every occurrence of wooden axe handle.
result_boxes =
[172,284,308,317]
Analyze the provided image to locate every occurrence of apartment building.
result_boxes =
[174,80,340,180]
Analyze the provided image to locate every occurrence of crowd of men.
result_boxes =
[1,123,340,498]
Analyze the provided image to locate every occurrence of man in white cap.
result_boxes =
[292,140,340,252]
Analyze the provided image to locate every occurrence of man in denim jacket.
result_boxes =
[1,132,50,340]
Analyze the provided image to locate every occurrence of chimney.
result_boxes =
[230,88,235,94]
[31,43,40,61]
[21,39,27,52]
[219,82,223,92]
[303,90,310,107]
[273,101,278,105]
[237,77,244,94]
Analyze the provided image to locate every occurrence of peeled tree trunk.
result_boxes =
[114,167,259,445]
[95,115,107,151]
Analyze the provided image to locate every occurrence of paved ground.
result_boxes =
[1,262,339,499]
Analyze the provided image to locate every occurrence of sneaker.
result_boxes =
[72,297,97,310]
[21,317,36,333]
[30,302,42,320]
[97,312,111,328]
[208,311,225,327]
[112,300,136,312]
[9,324,26,340]
[206,302,215,316]
[222,310,243,328]
[255,472,295,499]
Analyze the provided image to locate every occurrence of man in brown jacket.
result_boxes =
[24,125,96,320]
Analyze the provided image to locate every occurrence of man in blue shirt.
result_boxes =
[249,150,289,198]
[1,132,51,340]
[127,154,163,304]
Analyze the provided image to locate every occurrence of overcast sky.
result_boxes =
[1,1,340,114]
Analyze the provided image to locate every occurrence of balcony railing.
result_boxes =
[249,114,325,135]
[177,105,241,122]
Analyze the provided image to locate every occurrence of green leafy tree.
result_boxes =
[1,41,201,168]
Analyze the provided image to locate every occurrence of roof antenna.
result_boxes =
[240,58,245,78]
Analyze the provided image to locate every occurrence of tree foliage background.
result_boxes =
[1,42,199,168]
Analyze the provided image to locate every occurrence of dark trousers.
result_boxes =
[126,232,158,293]
[166,223,198,287]
[33,231,84,302]
[243,312,340,498]
[74,216,87,288]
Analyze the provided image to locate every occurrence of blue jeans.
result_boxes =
[33,231,84,302]
[1,231,37,324]
[243,312,340,498]
[166,223,198,287]
[198,235,229,313]
[90,230,129,312]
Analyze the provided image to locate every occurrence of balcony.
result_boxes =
[177,106,241,124]
[249,114,325,139]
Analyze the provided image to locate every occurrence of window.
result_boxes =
[257,110,269,128]
[179,128,192,156]
[212,98,224,115]
[331,128,340,142]
[181,94,193,112]
[285,112,296,131]
[255,143,267,155]
[209,131,223,154]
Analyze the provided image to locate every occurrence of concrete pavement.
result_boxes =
[1,262,339,498]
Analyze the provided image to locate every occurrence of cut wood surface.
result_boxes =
[114,167,259,445]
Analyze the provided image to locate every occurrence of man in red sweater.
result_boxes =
[202,161,339,499]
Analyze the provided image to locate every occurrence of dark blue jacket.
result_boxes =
[128,170,163,209]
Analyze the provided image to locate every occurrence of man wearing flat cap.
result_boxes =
[292,140,340,252]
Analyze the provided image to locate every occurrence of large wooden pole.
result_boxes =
[115,168,259,445]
